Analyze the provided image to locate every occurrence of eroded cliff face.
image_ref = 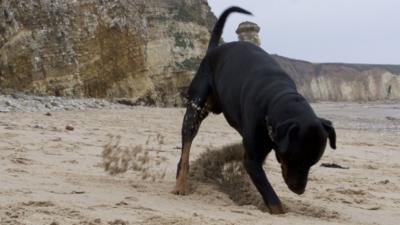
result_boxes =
[1,1,399,105]
[273,56,400,102]
[0,0,215,106]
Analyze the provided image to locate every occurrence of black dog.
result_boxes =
[172,6,336,214]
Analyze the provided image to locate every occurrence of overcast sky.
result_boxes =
[208,0,399,65]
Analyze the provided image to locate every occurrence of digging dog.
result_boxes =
[172,7,336,214]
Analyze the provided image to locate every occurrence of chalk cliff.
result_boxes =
[273,56,400,101]
[1,1,399,105]
[0,0,215,106]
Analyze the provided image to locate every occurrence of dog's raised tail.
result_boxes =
[207,6,252,51]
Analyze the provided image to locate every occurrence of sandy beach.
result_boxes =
[0,102,399,225]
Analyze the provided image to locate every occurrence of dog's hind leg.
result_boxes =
[172,101,208,195]
[172,70,212,195]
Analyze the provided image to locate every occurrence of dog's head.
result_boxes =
[271,117,336,195]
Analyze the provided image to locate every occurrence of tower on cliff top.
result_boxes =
[235,21,261,46]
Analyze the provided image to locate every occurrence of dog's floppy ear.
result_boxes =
[320,118,336,149]
[275,119,300,154]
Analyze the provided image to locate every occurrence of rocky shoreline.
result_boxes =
[0,93,135,113]
[1,93,399,115]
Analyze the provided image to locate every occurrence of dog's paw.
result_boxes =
[269,204,286,215]
[171,187,187,195]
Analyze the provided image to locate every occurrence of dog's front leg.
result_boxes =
[172,100,209,195]
[243,139,285,214]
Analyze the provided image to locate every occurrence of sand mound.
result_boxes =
[102,135,166,181]
[190,143,267,211]
[190,144,341,219]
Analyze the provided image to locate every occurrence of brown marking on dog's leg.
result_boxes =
[269,204,286,214]
[172,141,192,195]
[172,101,208,195]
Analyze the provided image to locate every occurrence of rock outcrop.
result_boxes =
[0,0,215,106]
[236,21,260,46]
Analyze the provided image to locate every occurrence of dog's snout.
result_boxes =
[283,168,309,195]
[288,184,306,195]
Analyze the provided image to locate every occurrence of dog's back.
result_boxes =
[204,41,297,131]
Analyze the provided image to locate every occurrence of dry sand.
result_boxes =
[0,102,399,225]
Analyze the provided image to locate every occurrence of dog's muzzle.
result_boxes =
[282,165,309,195]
